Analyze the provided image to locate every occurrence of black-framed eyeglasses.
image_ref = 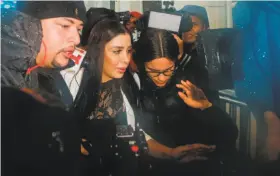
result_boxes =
[146,65,175,78]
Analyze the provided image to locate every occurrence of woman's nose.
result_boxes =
[158,74,169,82]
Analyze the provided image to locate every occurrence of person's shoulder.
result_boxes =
[1,86,77,131]
[2,87,40,107]
[173,65,196,84]
[2,86,79,174]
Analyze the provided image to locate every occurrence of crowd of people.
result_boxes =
[1,1,279,176]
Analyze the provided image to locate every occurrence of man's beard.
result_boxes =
[51,59,63,68]
[51,59,73,69]
[51,49,70,69]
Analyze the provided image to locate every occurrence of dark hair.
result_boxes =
[81,8,118,46]
[86,19,128,79]
[80,15,129,116]
[133,28,179,68]
[178,5,209,28]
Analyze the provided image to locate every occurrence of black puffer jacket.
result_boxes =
[1,9,73,108]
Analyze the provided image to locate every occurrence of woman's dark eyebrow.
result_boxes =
[146,65,174,72]
[111,46,124,49]
[111,46,132,50]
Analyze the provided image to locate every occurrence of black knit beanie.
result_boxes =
[16,1,86,23]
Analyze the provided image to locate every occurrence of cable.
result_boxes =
[26,40,47,74]
[69,67,83,88]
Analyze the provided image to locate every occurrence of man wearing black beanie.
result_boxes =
[1,1,86,176]
[2,1,86,105]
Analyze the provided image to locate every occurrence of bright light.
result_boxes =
[1,1,17,9]
[4,4,11,9]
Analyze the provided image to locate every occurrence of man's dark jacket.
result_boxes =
[1,9,73,108]
[1,9,80,176]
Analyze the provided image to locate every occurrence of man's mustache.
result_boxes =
[61,46,75,53]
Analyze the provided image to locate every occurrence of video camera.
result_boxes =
[144,11,192,36]
[116,11,131,23]
[116,10,193,37]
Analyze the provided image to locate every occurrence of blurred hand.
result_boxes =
[81,138,89,156]
[264,111,280,161]
[170,144,216,163]
[21,88,47,103]
[172,34,184,59]
[129,59,139,73]
[176,80,212,110]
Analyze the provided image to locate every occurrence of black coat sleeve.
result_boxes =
[191,105,239,151]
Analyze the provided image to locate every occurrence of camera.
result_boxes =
[115,11,145,32]
[115,10,193,41]
[135,10,193,36]
[116,11,131,23]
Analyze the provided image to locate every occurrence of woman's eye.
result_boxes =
[128,49,133,54]
[113,50,121,54]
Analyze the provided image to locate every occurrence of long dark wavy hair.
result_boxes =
[77,8,129,117]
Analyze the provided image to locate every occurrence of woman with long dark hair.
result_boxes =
[133,28,239,175]
[73,8,141,176]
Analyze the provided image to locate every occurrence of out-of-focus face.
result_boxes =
[145,57,175,87]
[182,15,206,44]
[102,33,132,83]
[125,16,138,33]
[129,58,139,72]
[38,17,83,68]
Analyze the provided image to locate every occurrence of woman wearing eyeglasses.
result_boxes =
[132,28,239,176]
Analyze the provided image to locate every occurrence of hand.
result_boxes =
[264,111,280,160]
[170,144,216,163]
[172,34,184,59]
[81,138,89,156]
[176,80,212,110]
